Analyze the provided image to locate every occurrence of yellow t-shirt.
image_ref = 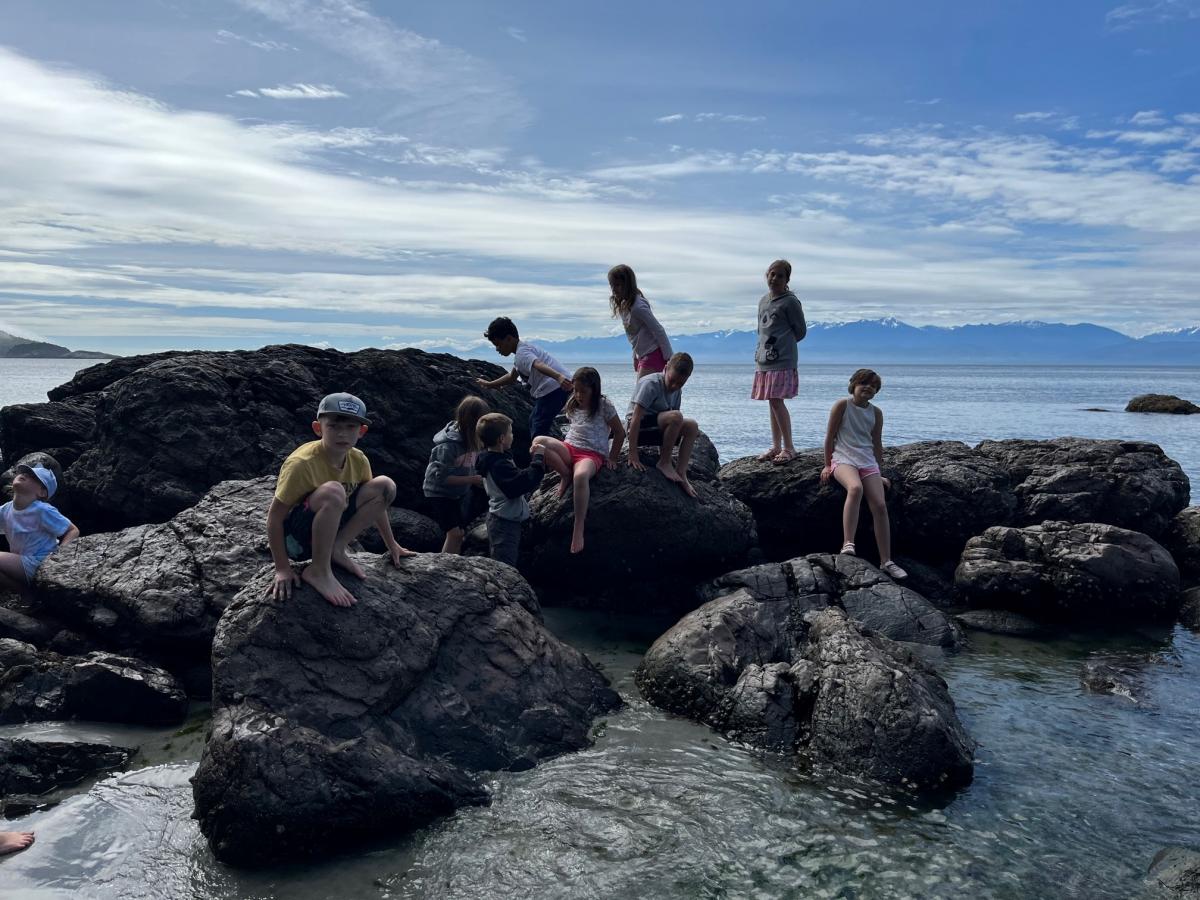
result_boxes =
[274,441,373,507]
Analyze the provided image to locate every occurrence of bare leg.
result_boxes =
[863,474,892,562]
[0,553,29,597]
[569,459,599,554]
[758,402,782,460]
[832,465,864,549]
[300,482,356,607]
[656,411,684,483]
[534,436,573,497]
[441,527,465,554]
[675,419,700,498]
[0,830,35,855]
[770,398,795,454]
[332,476,395,574]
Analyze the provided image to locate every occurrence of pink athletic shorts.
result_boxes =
[565,442,606,469]
[831,461,880,479]
[635,347,668,374]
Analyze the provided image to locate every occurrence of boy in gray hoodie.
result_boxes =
[422,396,489,553]
[474,413,547,566]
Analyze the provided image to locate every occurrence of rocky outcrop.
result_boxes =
[1163,508,1200,585]
[956,521,1181,623]
[1080,660,1144,703]
[0,638,187,725]
[1180,587,1200,631]
[698,553,960,647]
[975,438,1189,539]
[0,737,134,796]
[954,609,1046,637]
[636,602,973,790]
[1144,847,1200,898]
[357,507,444,554]
[1126,394,1200,415]
[192,553,620,866]
[1,345,531,532]
[625,431,722,482]
[521,458,757,605]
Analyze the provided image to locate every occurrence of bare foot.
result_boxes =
[677,476,698,498]
[570,531,585,554]
[0,831,35,855]
[331,546,367,579]
[656,460,683,483]
[301,566,356,607]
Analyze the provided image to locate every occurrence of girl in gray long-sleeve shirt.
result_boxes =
[751,259,807,464]
[609,264,673,380]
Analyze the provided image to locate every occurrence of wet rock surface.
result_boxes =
[1080,660,1145,703]
[698,553,960,648]
[1144,847,1200,898]
[1163,507,1200,585]
[192,553,621,866]
[954,609,1046,637]
[956,521,1181,624]
[636,601,974,790]
[1179,587,1200,631]
[357,507,444,554]
[1126,394,1200,415]
[0,638,187,726]
[0,737,135,797]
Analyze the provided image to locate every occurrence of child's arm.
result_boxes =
[265,498,301,599]
[626,406,646,471]
[819,400,845,483]
[790,297,807,342]
[606,415,626,468]
[477,369,519,390]
[490,452,547,497]
[58,523,80,547]
[532,360,572,391]
[872,407,890,489]
[445,473,485,488]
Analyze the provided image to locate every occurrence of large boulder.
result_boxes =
[2,345,532,533]
[1126,394,1200,414]
[1162,507,1200,585]
[0,638,187,725]
[1144,847,1200,898]
[521,457,757,606]
[192,553,621,866]
[975,438,1190,539]
[0,737,135,797]
[956,521,1181,624]
[698,553,960,648]
[636,601,973,790]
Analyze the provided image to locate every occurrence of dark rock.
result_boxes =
[1080,660,1143,702]
[522,460,757,602]
[192,553,620,866]
[4,345,532,533]
[357,507,444,554]
[956,521,1181,624]
[892,556,960,610]
[0,639,187,725]
[0,401,95,478]
[1163,508,1200,585]
[1180,587,1200,631]
[636,601,973,790]
[975,438,1190,539]
[698,553,960,647]
[0,606,56,646]
[1126,394,1200,415]
[625,431,722,482]
[0,737,135,796]
[47,351,184,401]
[954,609,1046,637]
[1145,847,1200,898]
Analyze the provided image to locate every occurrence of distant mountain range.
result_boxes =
[0,330,116,360]
[422,319,1200,366]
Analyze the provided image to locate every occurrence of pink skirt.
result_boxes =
[751,368,798,400]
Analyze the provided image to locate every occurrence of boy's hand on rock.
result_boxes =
[267,568,301,600]
[629,455,646,472]
[389,545,417,566]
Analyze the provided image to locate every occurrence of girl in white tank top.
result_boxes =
[819,369,907,580]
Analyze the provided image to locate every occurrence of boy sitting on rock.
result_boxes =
[625,352,701,498]
[265,393,413,608]
[0,464,79,596]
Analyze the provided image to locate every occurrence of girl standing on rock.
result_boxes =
[423,395,489,554]
[533,367,626,554]
[819,369,907,580]
[609,264,673,380]
[752,259,806,464]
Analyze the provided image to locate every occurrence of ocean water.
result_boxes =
[1,357,1199,898]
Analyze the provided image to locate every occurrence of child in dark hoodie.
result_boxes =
[423,395,489,553]
[475,413,547,566]
[752,258,807,465]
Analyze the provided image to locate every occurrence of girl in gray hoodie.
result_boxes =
[422,395,489,553]
[751,259,807,464]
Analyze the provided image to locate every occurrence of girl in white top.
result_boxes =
[609,265,673,381]
[819,369,907,580]
[532,367,626,555]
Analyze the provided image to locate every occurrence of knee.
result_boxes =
[572,467,590,485]
[662,410,683,427]
[369,476,396,503]
[682,418,699,434]
[312,482,348,509]
[845,484,863,501]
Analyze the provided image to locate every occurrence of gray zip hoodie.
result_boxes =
[754,289,807,372]
[422,422,476,499]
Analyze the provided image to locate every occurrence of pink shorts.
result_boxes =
[565,443,606,470]
[635,347,668,374]
[831,461,881,479]
[750,368,798,400]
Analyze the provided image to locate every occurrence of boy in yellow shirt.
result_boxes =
[265,393,413,607]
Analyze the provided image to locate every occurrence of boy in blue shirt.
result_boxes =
[0,464,79,596]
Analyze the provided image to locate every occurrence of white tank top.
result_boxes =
[832,400,878,468]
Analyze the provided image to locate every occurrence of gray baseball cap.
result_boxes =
[316,392,370,425]
[15,464,58,499]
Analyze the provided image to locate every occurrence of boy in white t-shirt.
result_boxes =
[0,464,79,595]
[477,316,574,438]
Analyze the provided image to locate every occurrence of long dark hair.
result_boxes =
[608,264,644,318]
[455,395,489,451]
[565,366,602,418]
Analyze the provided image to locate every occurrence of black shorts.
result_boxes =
[283,487,360,560]
[427,495,471,533]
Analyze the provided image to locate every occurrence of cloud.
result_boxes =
[235,83,348,99]
[905,98,942,106]
[215,29,297,51]
[1087,127,1190,144]
[655,112,764,124]
[655,114,685,123]
[1014,111,1055,121]
[1106,0,1200,28]
[1130,109,1167,125]
[505,26,527,42]
[1177,113,1200,125]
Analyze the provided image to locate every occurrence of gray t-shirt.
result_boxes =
[626,372,681,422]
[754,290,807,372]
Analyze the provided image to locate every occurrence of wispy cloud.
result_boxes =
[1130,109,1167,125]
[906,98,942,106]
[215,29,297,52]
[1015,111,1055,121]
[655,114,685,124]
[234,83,348,99]
[1086,126,1190,144]
[655,112,764,124]
[505,26,527,42]
[1106,0,1200,28]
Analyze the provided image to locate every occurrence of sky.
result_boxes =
[1,0,1198,354]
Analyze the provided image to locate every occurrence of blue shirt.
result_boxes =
[0,499,72,578]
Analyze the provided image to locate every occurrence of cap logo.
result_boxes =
[338,400,362,414]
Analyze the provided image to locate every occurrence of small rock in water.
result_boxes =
[1080,660,1143,703]
[1125,394,1200,415]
